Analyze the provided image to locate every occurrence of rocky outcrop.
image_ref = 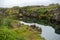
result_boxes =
[53,13,60,21]
[29,25,42,34]
[53,6,60,21]
[55,28,60,34]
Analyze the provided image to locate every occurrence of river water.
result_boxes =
[20,21,60,40]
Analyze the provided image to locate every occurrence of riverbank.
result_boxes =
[0,22,45,40]
[20,21,60,40]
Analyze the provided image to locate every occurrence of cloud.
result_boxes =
[0,0,60,8]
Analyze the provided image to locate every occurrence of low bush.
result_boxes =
[0,28,25,40]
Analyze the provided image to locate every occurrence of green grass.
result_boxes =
[0,25,45,40]
[14,25,45,40]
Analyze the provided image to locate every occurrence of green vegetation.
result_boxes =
[14,25,44,40]
[0,5,46,40]
[0,25,44,40]
[0,28,22,40]
[0,3,60,40]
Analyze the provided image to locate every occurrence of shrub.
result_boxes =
[0,28,25,40]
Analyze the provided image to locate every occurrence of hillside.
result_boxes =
[0,4,60,40]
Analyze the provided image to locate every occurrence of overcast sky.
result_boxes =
[0,0,60,8]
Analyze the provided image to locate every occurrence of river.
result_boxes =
[20,21,60,40]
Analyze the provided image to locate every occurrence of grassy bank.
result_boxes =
[0,24,45,40]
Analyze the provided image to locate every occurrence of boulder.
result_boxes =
[55,28,60,34]
[30,25,36,29]
[30,25,42,34]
